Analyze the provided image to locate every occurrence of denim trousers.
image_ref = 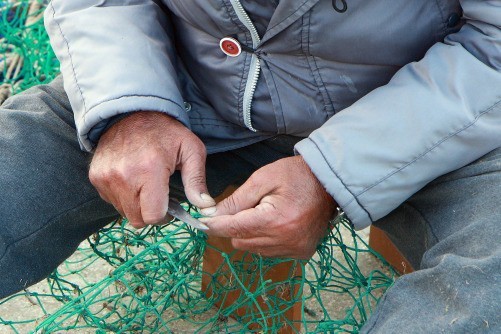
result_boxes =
[0,77,499,333]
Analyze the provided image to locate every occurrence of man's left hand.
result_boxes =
[201,156,337,259]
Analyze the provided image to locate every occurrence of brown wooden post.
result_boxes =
[369,225,414,275]
[201,187,303,333]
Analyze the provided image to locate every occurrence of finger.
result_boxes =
[179,143,215,209]
[98,173,143,227]
[138,173,170,225]
[112,201,125,218]
[119,189,145,228]
[90,171,116,206]
[231,237,274,253]
[201,174,271,217]
[93,184,126,217]
[231,238,297,258]
[201,202,275,239]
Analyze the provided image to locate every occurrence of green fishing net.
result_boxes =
[0,1,396,333]
[0,0,57,104]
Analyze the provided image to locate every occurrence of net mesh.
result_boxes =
[0,2,396,333]
[0,0,57,104]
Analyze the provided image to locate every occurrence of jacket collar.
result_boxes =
[262,0,320,43]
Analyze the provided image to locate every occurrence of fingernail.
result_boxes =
[200,206,217,216]
[200,193,216,206]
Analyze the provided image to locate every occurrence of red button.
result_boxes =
[220,37,241,57]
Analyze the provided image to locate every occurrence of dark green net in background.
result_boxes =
[0,0,57,104]
[0,1,395,332]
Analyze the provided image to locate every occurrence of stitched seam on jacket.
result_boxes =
[308,139,374,221]
[87,94,183,115]
[311,56,335,114]
[357,99,501,197]
[258,59,286,133]
[267,0,310,32]
[0,196,105,263]
[49,2,88,115]
[432,0,447,36]
[301,11,335,116]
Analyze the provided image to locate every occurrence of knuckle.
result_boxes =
[249,168,269,187]
[187,173,206,186]
[88,170,101,186]
[89,166,107,186]
[182,137,206,160]
[107,168,121,182]
[108,166,128,182]
[188,136,206,153]
[223,195,239,213]
[247,174,267,200]
[258,202,276,215]
[246,173,260,191]
[194,140,207,156]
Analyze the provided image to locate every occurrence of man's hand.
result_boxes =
[89,111,215,228]
[200,156,337,259]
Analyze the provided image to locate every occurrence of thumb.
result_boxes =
[179,142,215,209]
[202,175,268,217]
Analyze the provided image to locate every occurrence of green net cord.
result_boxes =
[0,0,58,104]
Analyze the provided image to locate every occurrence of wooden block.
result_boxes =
[202,236,302,333]
[201,187,303,333]
[369,225,414,275]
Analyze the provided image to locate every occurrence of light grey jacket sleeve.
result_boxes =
[44,0,188,151]
[296,0,501,230]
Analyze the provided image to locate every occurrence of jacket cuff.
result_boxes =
[295,138,372,230]
[88,113,135,146]
[77,95,188,152]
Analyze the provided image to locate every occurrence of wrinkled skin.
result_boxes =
[201,156,337,259]
[89,111,215,228]
[90,111,336,259]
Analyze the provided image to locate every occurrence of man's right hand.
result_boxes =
[89,111,215,228]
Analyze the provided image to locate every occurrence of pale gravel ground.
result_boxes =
[0,227,392,333]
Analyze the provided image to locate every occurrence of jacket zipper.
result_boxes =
[229,0,260,132]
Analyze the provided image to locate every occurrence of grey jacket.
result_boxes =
[45,0,501,230]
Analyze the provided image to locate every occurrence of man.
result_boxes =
[0,0,499,332]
